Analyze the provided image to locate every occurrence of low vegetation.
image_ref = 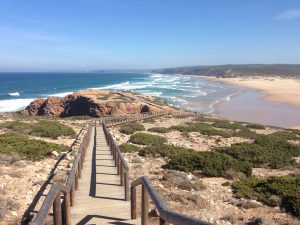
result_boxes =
[119,123,145,135]
[170,122,232,138]
[245,124,265,129]
[0,133,68,160]
[119,143,140,153]
[129,133,167,145]
[174,114,190,119]
[97,94,111,100]
[268,131,300,140]
[0,120,76,139]
[216,134,300,169]
[212,120,245,130]
[139,144,251,177]
[62,115,93,120]
[234,129,260,139]
[193,116,220,123]
[143,118,155,123]
[148,127,170,133]
[31,120,76,138]
[233,174,300,216]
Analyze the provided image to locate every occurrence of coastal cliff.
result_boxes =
[20,90,169,117]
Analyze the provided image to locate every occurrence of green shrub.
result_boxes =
[129,133,167,145]
[120,123,145,135]
[120,127,135,135]
[174,115,189,119]
[232,174,300,216]
[148,127,170,133]
[234,129,260,139]
[0,121,32,134]
[170,122,232,138]
[0,133,68,160]
[268,131,299,140]
[216,134,300,169]
[119,143,140,153]
[1,120,76,139]
[143,118,155,123]
[193,117,219,123]
[245,124,265,130]
[31,121,76,138]
[288,129,300,136]
[213,120,245,130]
[63,115,93,120]
[140,144,251,177]
[97,94,111,100]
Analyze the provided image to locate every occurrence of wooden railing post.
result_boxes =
[124,171,129,201]
[131,186,137,219]
[120,164,124,186]
[70,182,75,206]
[75,170,79,190]
[116,152,119,171]
[64,192,71,225]
[78,162,82,178]
[141,185,149,225]
[53,191,62,225]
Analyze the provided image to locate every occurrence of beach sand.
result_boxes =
[214,90,300,128]
[212,76,300,108]
[199,76,300,128]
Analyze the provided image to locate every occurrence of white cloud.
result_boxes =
[275,9,300,20]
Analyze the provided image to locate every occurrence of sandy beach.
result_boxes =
[211,76,300,108]
[198,76,300,128]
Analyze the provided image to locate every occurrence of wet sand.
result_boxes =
[214,90,300,128]
[212,76,300,108]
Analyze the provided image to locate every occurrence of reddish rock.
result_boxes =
[20,91,164,117]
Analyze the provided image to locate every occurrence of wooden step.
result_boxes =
[71,125,131,225]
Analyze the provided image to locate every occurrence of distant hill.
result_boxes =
[152,64,300,77]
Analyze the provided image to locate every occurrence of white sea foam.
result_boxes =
[0,98,35,112]
[95,81,153,90]
[48,92,73,97]
[8,92,20,96]
[139,90,163,97]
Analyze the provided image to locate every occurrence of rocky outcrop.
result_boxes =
[20,90,164,117]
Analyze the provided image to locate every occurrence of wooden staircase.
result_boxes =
[71,125,135,225]
[30,113,212,225]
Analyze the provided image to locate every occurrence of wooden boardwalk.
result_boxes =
[71,125,136,225]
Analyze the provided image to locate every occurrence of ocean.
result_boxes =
[0,72,240,113]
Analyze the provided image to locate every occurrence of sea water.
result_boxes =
[0,72,239,113]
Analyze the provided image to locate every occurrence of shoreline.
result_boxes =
[196,75,300,129]
[206,75,300,108]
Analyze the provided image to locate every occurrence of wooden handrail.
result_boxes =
[31,120,95,225]
[30,111,209,225]
[101,112,168,201]
[131,176,214,225]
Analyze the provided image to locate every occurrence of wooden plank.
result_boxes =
[70,125,133,225]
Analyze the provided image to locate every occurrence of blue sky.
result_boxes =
[0,0,300,71]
